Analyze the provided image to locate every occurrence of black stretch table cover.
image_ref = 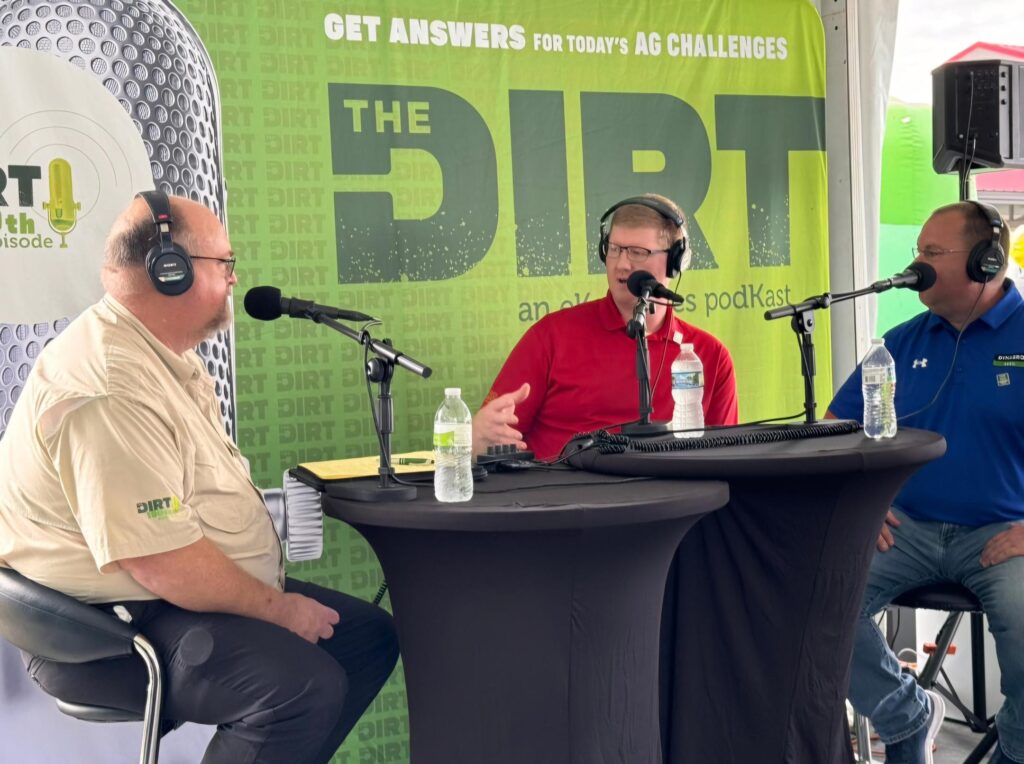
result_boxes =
[566,427,946,764]
[323,470,729,764]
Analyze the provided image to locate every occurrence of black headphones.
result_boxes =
[598,196,688,278]
[136,190,193,296]
[966,200,1005,284]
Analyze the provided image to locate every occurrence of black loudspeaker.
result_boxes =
[933,59,1024,173]
[598,196,688,278]
[966,200,1006,283]
[137,190,193,296]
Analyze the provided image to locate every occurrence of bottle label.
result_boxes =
[433,424,471,447]
[862,368,895,385]
[672,370,704,389]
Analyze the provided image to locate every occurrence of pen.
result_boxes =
[397,457,433,465]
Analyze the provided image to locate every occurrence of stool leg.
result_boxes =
[970,612,987,723]
[854,710,875,764]
[919,611,964,689]
[963,724,998,764]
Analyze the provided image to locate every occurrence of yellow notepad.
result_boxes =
[298,451,435,481]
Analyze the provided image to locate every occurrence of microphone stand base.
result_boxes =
[326,481,417,502]
[620,421,671,438]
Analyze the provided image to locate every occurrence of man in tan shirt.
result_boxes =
[0,192,398,763]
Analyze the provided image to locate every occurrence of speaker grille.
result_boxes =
[0,0,236,440]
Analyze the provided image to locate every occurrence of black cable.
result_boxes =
[624,419,860,452]
[360,329,420,489]
[896,284,986,423]
[647,270,687,392]
[961,75,976,199]
[473,476,656,494]
[793,325,816,407]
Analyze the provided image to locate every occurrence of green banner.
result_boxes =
[175,2,829,760]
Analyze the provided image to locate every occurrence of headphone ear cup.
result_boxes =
[966,240,1004,283]
[666,237,687,278]
[147,242,194,295]
[599,231,609,264]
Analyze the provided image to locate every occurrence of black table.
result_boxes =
[323,470,729,764]
[565,426,946,764]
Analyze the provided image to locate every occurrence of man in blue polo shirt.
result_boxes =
[830,201,1024,764]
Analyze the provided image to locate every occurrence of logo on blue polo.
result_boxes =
[994,354,1024,368]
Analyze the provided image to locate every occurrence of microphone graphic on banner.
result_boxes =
[626,271,685,303]
[1,1,235,439]
[243,286,375,322]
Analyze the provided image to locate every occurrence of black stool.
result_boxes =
[853,582,999,764]
[0,567,164,764]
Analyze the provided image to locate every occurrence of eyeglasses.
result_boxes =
[912,246,970,259]
[605,242,669,263]
[190,255,236,277]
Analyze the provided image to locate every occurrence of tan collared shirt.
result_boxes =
[0,296,283,603]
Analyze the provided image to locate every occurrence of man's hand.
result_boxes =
[981,522,1024,568]
[877,510,901,552]
[120,537,340,642]
[271,592,340,643]
[473,383,530,455]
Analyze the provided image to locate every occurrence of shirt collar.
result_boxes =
[925,279,1022,334]
[102,294,200,383]
[597,291,676,340]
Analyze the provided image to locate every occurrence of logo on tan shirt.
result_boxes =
[136,496,182,520]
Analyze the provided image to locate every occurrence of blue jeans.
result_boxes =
[849,508,1024,761]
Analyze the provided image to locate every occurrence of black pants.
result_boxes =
[25,578,399,764]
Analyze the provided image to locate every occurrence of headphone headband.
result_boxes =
[600,196,684,230]
[136,189,194,296]
[970,200,1003,238]
[137,190,175,246]
[965,200,1006,284]
[598,196,688,278]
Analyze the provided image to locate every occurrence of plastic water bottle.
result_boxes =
[862,338,897,439]
[433,388,474,502]
[671,336,704,438]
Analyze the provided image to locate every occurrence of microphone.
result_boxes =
[625,271,684,303]
[243,286,375,322]
[871,262,936,293]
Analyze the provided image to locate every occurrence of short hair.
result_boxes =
[933,201,1011,273]
[606,193,689,271]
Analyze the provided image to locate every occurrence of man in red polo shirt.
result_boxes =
[474,194,739,461]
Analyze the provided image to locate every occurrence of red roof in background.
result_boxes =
[976,170,1024,193]
[948,42,1024,62]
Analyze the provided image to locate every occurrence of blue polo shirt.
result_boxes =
[830,281,1024,526]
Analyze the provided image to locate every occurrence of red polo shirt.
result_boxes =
[484,292,739,460]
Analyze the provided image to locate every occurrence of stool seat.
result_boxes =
[892,582,982,613]
[56,700,145,724]
[0,568,164,763]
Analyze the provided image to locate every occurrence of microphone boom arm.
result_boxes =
[311,312,432,379]
[310,313,432,503]
[763,285,877,424]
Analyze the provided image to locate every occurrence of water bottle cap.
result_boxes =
[871,338,885,345]
[445,387,461,397]
[680,343,694,351]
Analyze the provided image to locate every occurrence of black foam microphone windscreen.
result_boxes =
[243,286,284,321]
